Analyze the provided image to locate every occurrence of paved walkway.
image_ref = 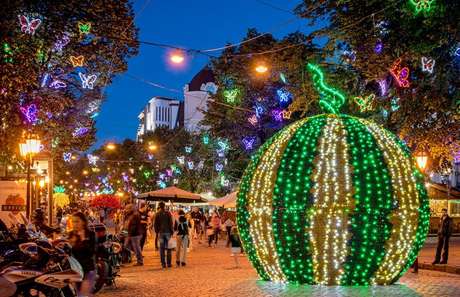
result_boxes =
[99,237,460,297]
[418,236,460,266]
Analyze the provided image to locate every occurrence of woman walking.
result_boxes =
[174,210,191,267]
[68,211,97,297]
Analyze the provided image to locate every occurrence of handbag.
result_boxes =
[167,236,177,250]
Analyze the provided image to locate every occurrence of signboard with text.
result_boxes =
[0,180,27,227]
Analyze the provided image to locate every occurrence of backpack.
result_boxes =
[178,220,188,235]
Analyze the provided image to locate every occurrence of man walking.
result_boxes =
[125,205,144,266]
[154,202,174,268]
[138,202,149,251]
[433,208,453,264]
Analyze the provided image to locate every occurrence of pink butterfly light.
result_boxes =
[18,15,41,35]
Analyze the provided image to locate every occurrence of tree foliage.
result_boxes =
[0,0,138,173]
[295,0,460,170]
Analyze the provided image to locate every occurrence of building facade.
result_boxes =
[136,96,183,141]
[183,66,217,132]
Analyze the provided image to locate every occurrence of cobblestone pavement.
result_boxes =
[99,237,460,297]
[418,236,460,268]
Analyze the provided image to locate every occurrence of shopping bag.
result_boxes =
[167,237,177,249]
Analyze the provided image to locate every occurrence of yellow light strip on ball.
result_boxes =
[247,119,307,282]
[308,115,354,285]
[362,120,420,284]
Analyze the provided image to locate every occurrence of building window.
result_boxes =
[450,201,460,217]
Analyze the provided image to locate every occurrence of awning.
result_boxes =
[427,183,460,200]
[208,191,237,208]
[137,186,207,203]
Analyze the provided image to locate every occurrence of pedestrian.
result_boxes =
[154,201,174,268]
[56,207,63,225]
[68,211,96,297]
[224,217,234,247]
[174,209,191,267]
[433,208,453,264]
[138,202,149,251]
[125,205,144,266]
[229,226,241,268]
[208,212,221,247]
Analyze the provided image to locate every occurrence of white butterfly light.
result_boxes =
[78,72,98,89]
[421,57,435,74]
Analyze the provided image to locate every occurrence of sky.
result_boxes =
[95,0,313,147]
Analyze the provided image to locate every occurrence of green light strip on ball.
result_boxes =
[340,116,394,285]
[272,115,327,283]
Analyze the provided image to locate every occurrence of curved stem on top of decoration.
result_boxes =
[306,63,347,115]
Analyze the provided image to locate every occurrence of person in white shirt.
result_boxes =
[224,218,234,247]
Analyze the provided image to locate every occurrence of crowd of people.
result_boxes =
[116,201,242,269]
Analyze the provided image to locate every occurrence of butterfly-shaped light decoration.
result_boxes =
[216,139,230,153]
[78,22,91,35]
[248,114,258,126]
[272,109,283,122]
[197,161,204,170]
[173,178,179,185]
[87,154,99,166]
[279,72,287,84]
[159,173,166,180]
[282,110,292,120]
[185,146,192,154]
[215,163,224,172]
[187,161,194,170]
[374,39,384,54]
[342,50,356,63]
[20,104,38,124]
[378,79,388,96]
[389,58,410,88]
[409,0,435,14]
[49,79,67,89]
[18,15,41,35]
[276,88,292,104]
[72,127,89,137]
[63,152,72,163]
[242,136,256,151]
[353,94,376,112]
[421,57,435,74]
[254,104,265,118]
[70,55,84,67]
[220,175,230,187]
[223,88,240,104]
[166,169,173,177]
[201,82,218,95]
[391,97,400,112]
[78,72,98,89]
[177,156,185,165]
[53,33,71,52]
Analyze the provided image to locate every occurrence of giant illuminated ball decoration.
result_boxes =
[236,64,429,286]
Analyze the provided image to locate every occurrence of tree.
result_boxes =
[201,29,320,179]
[0,0,139,173]
[295,0,460,170]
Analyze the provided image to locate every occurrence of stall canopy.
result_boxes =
[208,191,237,208]
[137,186,207,203]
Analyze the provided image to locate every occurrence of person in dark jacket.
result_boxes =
[69,211,96,297]
[125,205,143,266]
[174,209,191,267]
[433,208,453,264]
[138,202,149,250]
[154,202,173,268]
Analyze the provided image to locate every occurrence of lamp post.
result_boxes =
[19,135,41,219]
[415,153,428,172]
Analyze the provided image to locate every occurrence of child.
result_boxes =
[229,226,241,268]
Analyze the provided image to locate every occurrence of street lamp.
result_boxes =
[19,135,41,219]
[415,153,428,172]
[106,143,116,150]
[170,51,185,64]
[148,143,157,152]
[255,63,268,74]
